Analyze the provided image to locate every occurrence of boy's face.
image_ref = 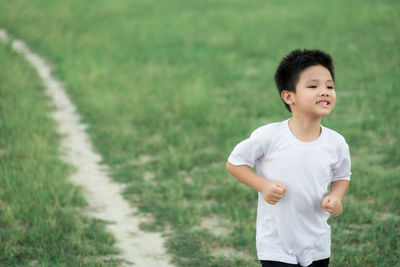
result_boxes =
[285,65,336,118]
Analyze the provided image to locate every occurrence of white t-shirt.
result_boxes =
[228,119,351,266]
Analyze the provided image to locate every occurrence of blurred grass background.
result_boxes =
[0,0,399,266]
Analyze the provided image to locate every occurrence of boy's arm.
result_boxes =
[330,180,349,200]
[322,180,349,217]
[226,161,286,205]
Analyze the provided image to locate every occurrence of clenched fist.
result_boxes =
[261,181,286,205]
[322,194,343,217]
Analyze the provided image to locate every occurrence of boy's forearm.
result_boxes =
[329,180,349,200]
[226,161,269,193]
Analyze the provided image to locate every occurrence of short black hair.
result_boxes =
[274,49,334,112]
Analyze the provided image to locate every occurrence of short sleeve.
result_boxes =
[228,133,265,168]
[332,140,351,182]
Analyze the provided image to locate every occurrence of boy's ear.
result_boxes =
[281,90,294,105]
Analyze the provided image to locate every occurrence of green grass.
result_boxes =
[0,43,120,266]
[1,0,399,266]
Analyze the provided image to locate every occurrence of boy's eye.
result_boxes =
[308,86,317,88]
[328,86,334,89]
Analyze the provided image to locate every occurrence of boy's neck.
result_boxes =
[288,115,322,142]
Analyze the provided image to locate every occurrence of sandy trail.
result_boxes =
[0,29,173,267]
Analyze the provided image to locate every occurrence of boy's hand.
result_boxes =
[261,181,286,205]
[322,194,343,217]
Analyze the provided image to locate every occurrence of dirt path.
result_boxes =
[0,29,174,267]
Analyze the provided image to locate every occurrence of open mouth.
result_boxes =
[316,100,330,106]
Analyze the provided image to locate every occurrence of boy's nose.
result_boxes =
[319,90,330,96]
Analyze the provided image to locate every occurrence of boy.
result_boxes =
[226,49,351,267]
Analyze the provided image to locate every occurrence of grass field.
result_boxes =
[1,0,399,266]
[0,43,120,265]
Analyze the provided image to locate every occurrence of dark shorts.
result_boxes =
[260,258,329,267]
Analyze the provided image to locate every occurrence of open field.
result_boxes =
[0,42,120,265]
[1,0,399,266]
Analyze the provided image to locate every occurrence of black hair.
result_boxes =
[274,49,334,112]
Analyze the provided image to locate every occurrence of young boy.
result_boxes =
[226,49,351,267]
